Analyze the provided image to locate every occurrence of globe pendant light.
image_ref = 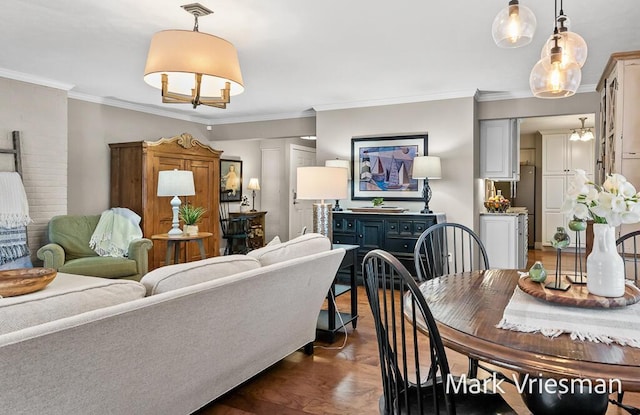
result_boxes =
[530,30,581,98]
[540,4,588,68]
[492,0,537,48]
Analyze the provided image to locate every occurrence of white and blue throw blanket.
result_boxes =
[89,208,143,257]
[0,172,31,265]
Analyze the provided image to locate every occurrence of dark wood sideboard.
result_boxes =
[331,211,446,279]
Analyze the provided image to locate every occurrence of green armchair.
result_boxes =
[37,215,152,281]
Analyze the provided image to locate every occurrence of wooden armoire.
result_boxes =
[109,133,222,270]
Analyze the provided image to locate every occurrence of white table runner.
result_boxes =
[496,283,640,348]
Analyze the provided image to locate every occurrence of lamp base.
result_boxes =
[420,208,433,214]
[332,199,343,211]
[168,195,183,235]
[312,203,333,240]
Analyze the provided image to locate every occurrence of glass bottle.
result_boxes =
[529,261,547,282]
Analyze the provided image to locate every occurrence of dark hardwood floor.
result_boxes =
[196,249,639,414]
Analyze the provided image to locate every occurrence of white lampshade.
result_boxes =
[297,167,348,201]
[247,178,260,191]
[569,131,581,141]
[325,159,351,179]
[144,30,244,98]
[157,169,195,196]
[412,156,442,179]
[530,57,581,99]
[492,0,537,48]
[581,129,594,141]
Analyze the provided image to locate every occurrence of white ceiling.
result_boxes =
[1,1,639,128]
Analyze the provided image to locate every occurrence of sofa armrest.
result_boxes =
[128,238,153,276]
[36,243,66,269]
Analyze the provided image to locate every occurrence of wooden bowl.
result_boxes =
[0,268,57,297]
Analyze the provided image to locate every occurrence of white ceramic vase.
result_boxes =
[586,223,625,297]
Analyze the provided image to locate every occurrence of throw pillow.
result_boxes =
[141,255,261,295]
[247,233,331,266]
[266,235,281,246]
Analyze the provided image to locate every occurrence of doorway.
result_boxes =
[288,145,317,240]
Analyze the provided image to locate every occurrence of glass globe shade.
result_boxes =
[541,31,588,68]
[530,57,582,98]
[492,1,537,48]
[569,131,581,141]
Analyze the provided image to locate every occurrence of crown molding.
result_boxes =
[67,92,212,124]
[0,67,74,91]
[210,109,316,125]
[476,83,597,102]
[313,89,478,112]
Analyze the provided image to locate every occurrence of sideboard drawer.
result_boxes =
[333,217,356,233]
[386,238,417,254]
[333,234,357,245]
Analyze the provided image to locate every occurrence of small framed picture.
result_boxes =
[351,134,428,201]
[220,159,243,202]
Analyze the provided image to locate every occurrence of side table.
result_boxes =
[151,232,213,265]
[317,244,359,343]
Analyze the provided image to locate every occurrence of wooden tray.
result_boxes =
[0,268,57,297]
[518,276,640,308]
[349,207,408,213]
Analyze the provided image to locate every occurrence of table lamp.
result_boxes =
[296,166,348,240]
[324,158,351,211]
[247,178,260,212]
[157,169,195,235]
[411,156,441,214]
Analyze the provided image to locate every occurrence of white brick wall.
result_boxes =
[0,78,68,265]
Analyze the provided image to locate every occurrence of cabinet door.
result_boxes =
[542,134,569,175]
[480,215,516,269]
[480,119,518,180]
[183,159,217,263]
[622,62,640,157]
[358,219,384,252]
[568,139,595,175]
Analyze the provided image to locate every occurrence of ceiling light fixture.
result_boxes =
[492,0,537,48]
[529,0,581,98]
[540,1,588,69]
[143,3,244,109]
[569,117,594,141]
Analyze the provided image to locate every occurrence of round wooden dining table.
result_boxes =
[410,269,640,392]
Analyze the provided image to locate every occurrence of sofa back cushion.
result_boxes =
[141,255,261,295]
[48,215,101,260]
[247,233,331,266]
[0,273,146,335]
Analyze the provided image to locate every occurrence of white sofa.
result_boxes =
[0,233,345,415]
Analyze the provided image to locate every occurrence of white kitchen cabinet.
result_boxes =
[480,119,520,181]
[480,213,527,269]
[541,133,594,247]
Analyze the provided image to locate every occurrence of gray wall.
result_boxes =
[67,99,211,215]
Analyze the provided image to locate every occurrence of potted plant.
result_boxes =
[179,204,206,235]
[372,197,384,208]
[240,195,250,212]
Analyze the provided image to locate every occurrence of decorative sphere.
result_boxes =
[529,261,547,283]
[551,226,570,249]
[568,218,587,232]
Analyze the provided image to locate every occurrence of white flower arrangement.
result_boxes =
[240,195,250,206]
[561,169,640,226]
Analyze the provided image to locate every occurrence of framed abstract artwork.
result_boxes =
[220,159,243,202]
[351,134,428,201]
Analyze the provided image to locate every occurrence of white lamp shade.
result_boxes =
[144,30,244,97]
[297,167,348,200]
[247,178,260,191]
[569,131,581,141]
[412,156,442,179]
[157,169,195,196]
[581,129,594,141]
[324,159,351,178]
[492,1,537,48]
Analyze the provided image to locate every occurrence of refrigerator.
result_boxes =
[513,165,536,248]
